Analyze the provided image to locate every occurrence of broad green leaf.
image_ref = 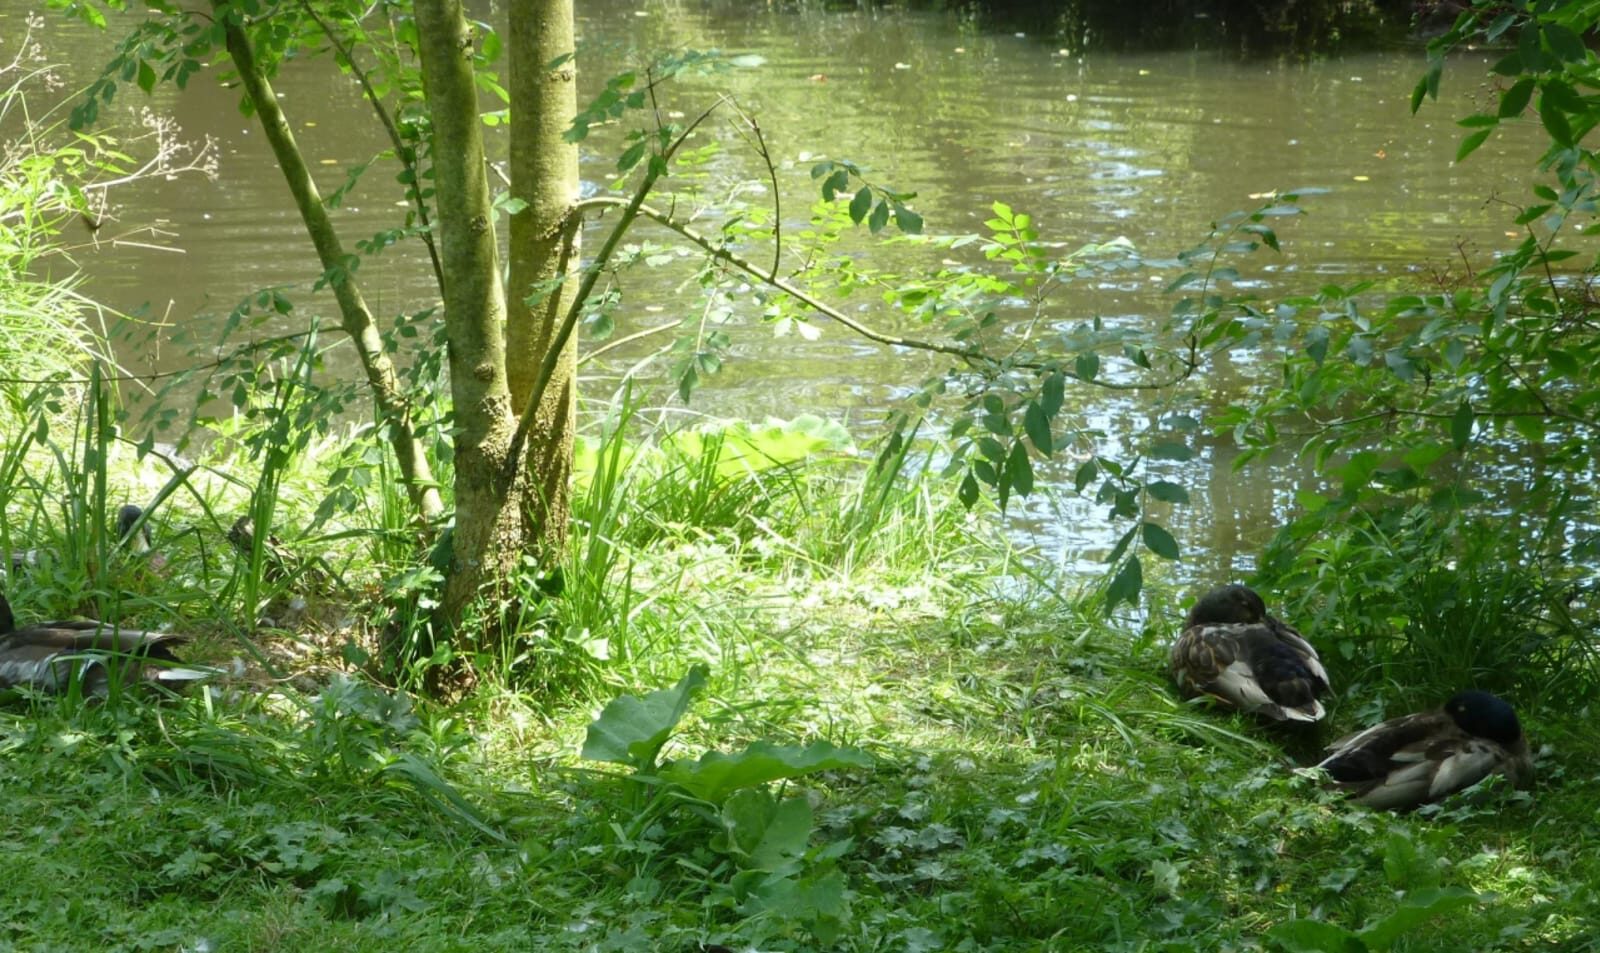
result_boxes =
[848,186,872,224]
[1075,352,1100,382]
[1266,919,1365,953]
[580,665,709,769]
[893,206,923,234]
[1544,24,1587,64]
[1498,78,1535,117]
[1358,887,1478,949]
[658,740,873,804]
[868,199,890,233]
[1141,522,1180,560]
[719,789,813,870]
[1539,91,1572,146]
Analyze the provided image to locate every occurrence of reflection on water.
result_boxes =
[28,1,1545,585]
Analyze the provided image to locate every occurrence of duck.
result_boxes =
[1169,583,1330,722]
[6,502,158,577]
[1314,689,1532,810]
[0,591,210,696]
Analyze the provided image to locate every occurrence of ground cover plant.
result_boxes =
[2,387,1598,951]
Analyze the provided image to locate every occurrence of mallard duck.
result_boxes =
[1315,690,1532,810]
[0,592,209,696]
[6,503,157,577]
[1169,584,1330,722]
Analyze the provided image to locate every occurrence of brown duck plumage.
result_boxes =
[1169,584,1330,722]
[1316,690,1532,810]
[0,592,206,696]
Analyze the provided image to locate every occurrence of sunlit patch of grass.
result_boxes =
[5,396,1600,949]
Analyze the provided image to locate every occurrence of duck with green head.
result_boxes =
[1315,690,1532,810]
[1170,584,1331,722]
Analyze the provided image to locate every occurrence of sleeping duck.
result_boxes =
[1170,584,1330,722]
[0,591,209,696]
[1315,690,1532,810]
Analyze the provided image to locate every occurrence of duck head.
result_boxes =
[1445,690,1524,746]
[1185,584,1269,628]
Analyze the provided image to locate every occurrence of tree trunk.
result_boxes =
[414,0,524,628]
[506,0,580,557]
[220,14,445,526]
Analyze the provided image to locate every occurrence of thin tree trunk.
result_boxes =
[414,0,524,628]
[507,0,579,556]
[220,15,444,526]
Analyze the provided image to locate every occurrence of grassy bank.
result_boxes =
[1,401,1596,953]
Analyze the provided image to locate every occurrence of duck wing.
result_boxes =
[1171,622,1327,722]
[1317,711,1522,809]
[0,623,199,695]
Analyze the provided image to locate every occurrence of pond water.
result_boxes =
[13,1,1547,585]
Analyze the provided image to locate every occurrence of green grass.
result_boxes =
[2,408,1599,952]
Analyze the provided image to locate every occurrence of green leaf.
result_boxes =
[1266,919,1365,953]
[958,470,979,508]
[1456,128,1493,162]
[580,666,709,770]
[1073,458,1098,492]
[1041,370,1065,418]
[1498,78,1535,118]
[1148,441,1194,462]
[1075,352,1100,382]
[1544,24,1587,64]
[719,789,813,870]
[1358,888,1479,949]
[1450,401,1473,451]
[1104,555,1142,612]
[848,186,872,225]
[1023,401,1053,456]
[868,199,890,233]
[1145,480,1190,504]
[893,206,923,234]
[1007,440,1034,498]
[1141,522,1180,560]
[136,58,157,94]
[1539,90,1573,146]
[658,740,873,803]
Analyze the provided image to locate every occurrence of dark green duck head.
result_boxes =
[1184,584,1270,628]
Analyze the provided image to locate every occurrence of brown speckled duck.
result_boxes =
[1315,690,1532,810]
[0,591,207,696]
[1170,584,1330,722]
